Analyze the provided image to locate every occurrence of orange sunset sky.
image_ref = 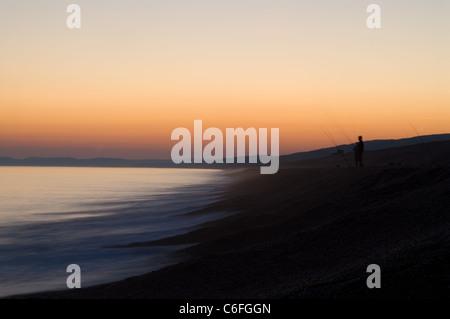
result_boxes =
[1,0,449,159]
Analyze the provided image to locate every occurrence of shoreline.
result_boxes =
[7,159,450,298]
[0,168,233,298]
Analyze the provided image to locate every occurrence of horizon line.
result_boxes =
[1,133,450,161]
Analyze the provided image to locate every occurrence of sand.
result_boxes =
[7,141,450,299]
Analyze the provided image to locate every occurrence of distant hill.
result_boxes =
[287,140,450,168]
[0,157,173,168]
[1,133,449,168]
[281,133,450,162]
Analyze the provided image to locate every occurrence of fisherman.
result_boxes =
[354,136,364,167]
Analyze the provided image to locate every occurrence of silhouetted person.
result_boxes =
[354,136,364,167]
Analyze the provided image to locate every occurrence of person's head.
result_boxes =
[358,136,363,141]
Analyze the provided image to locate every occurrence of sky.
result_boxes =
[1,0,449,159]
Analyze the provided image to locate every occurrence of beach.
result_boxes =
[7,141,450,299]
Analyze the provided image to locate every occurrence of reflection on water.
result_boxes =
[0,167,230,297]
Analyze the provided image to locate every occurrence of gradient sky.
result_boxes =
[1,0,449,159]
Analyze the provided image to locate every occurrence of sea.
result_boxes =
[0,166,230,297]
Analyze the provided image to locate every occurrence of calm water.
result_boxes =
[0,166,230,297]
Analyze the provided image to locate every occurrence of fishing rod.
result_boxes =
[327,112,354,145]
[321,126,351,167]
[409,121,432,165]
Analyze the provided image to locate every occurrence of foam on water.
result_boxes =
[0,167,231,297]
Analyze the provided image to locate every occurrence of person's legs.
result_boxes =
[358,153,364,167]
